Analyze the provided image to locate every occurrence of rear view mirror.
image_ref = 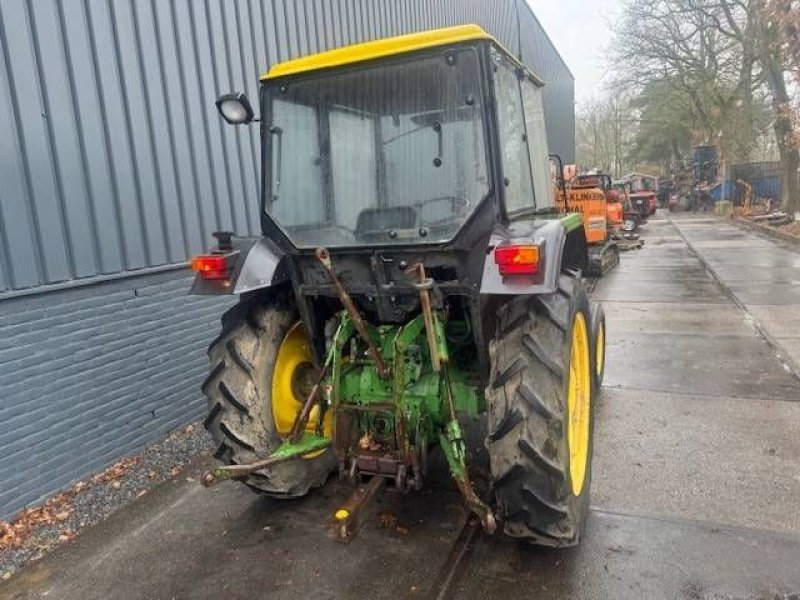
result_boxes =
[216,92,254,125]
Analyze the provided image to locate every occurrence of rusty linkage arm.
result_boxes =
[404,262,441,372]
[316,247,390,379]
[406,262,495,532]
[201,433,331,487]
[288,347,335,443]
[440,367,496,534]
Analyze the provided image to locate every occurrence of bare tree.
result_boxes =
[610,0,798,211]
[761,0,800,213]
[610,0,756,161]
[576,94,636,176]
[701,0,797,211]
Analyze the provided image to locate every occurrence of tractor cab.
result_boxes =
[228,26,554,249]
[208,25,565,328]
[261,42,491,250]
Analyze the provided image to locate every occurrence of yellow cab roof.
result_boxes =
[262,24,494,80]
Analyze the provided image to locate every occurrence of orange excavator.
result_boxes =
[554,169,621,276]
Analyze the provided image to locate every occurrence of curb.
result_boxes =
[732,217,800,246]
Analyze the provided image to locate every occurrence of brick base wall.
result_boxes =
[0,270,233,519]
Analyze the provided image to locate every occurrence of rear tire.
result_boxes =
[486,273,595,546]
[202,298,335,497]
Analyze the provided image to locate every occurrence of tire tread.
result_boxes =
[485,273,594,547]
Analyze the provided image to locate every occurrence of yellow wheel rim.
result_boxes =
[596,321,605,379]
[567,312,591,496]
[271,322,332,457]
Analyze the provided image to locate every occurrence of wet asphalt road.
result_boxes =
[3,212,800,600]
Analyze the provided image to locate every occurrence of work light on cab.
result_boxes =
[216,92,254,125]
[494,244,540,275]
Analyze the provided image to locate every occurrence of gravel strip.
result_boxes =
[0,423,214,579]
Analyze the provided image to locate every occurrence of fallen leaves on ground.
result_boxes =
[741,212,800,240]
[777,220,800,237]
[53,510,72,522]
[0,456,140,550]
[90,456,139,485]
[379,510,397,530]
[378,511,409,535]
[57,530,75,543]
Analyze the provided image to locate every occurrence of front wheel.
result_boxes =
[486,273,596,546]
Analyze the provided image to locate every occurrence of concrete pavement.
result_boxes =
[3,212,800,600]
[671,215,800,377]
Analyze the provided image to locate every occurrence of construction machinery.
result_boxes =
[613,179,645,235]
[575,173,625,232]
[626,173,659,218]
[613,179,636,230]
[191,25,603,547]
[554,171,621,276]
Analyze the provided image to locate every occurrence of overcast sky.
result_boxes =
[527,0,622,103]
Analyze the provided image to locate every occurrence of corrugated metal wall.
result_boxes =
[0,0,574,293]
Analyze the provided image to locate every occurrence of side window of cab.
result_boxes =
[520,77,554,209]
[491,50,535,217]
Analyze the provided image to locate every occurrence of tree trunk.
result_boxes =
[734,1,757,162]
[784,149,800,214]
[768,88,799,214]
[756,5,800,213]
[736,56,755,161]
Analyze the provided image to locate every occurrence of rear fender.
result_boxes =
[480,217,581,296]
[189,237,289,295]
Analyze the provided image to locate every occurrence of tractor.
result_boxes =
[191,25,604,547]
[626,172,659,218]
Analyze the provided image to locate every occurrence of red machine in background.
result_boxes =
[612,179,644,235]
[626,173,658,218]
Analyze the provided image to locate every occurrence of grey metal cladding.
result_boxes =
[0,0,574,294]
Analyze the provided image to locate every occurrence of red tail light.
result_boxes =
[494,244,540,276]
[190,254,229,280]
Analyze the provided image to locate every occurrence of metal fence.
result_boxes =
[726,161,784,204]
